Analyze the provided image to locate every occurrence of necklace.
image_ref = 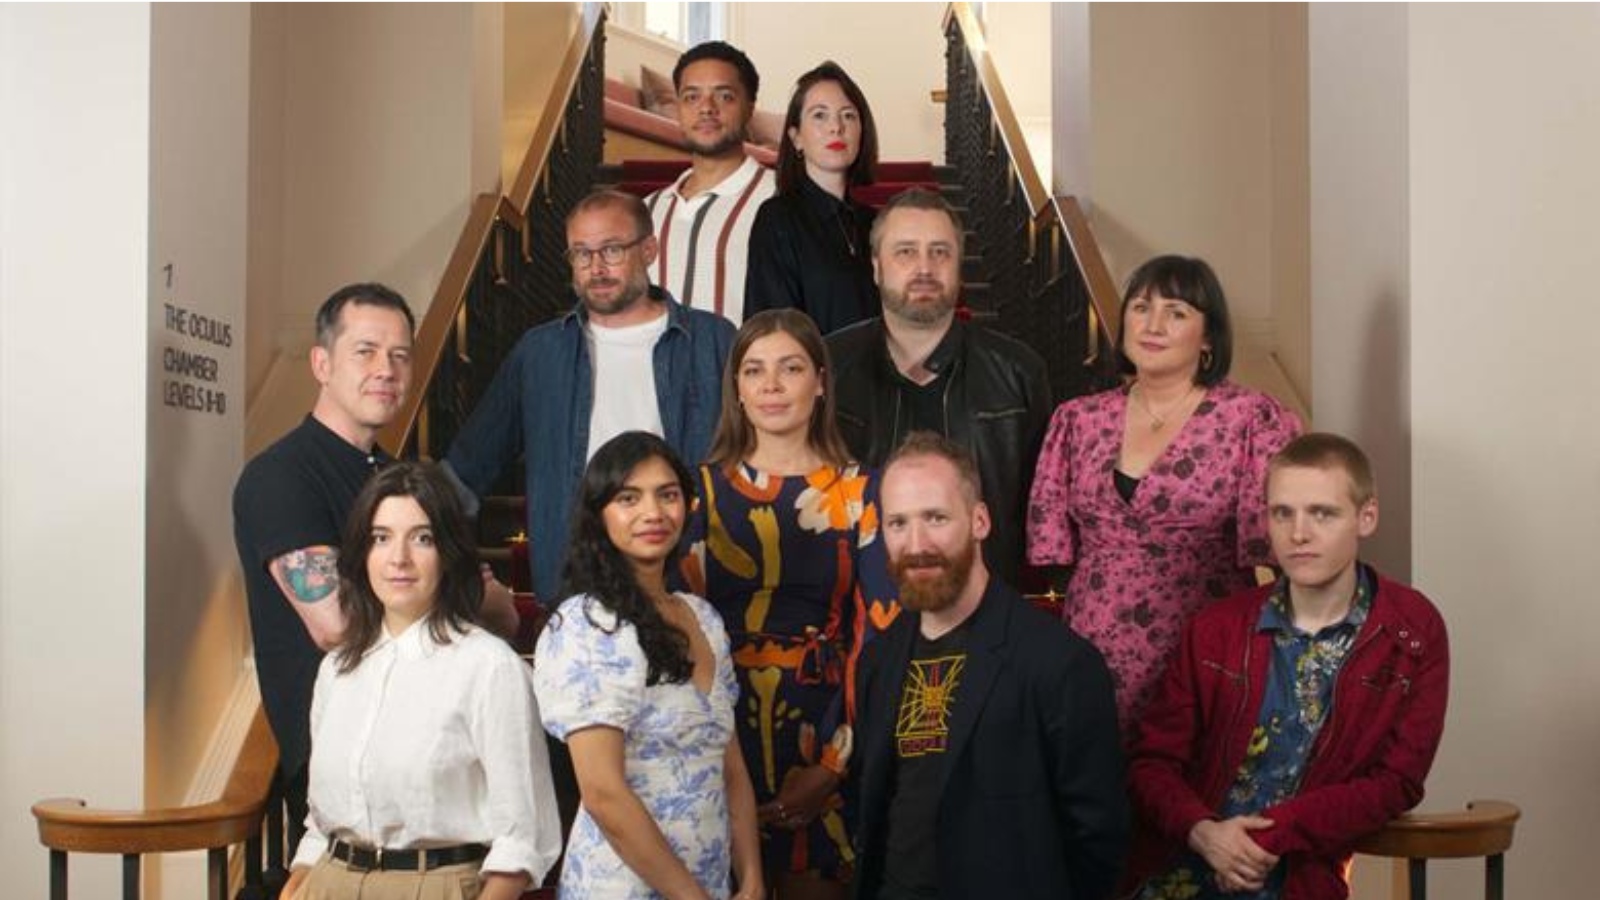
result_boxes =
[836,208,859,258]
[1134,381,1200,431]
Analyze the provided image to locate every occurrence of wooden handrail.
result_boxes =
[379,6,604,456]
[1054,195,1121,352]
[1354,799,1521,860]
[945,3,1120,372]
[944,3,1049,216]
[509,4,605,215]
[33,708,279,855]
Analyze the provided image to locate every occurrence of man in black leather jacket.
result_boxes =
[826,189,1051,584]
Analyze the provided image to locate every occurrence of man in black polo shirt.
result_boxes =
[852,432,1127,900]
[232,283,515,852]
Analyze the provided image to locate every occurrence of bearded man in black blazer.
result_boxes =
[851,432,1128,900]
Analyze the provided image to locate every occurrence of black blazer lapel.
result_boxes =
[859,617,920,825]
[935,584,1010,800]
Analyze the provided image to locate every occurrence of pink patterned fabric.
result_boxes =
[1026,380,1302,733]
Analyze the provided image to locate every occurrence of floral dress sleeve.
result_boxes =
[532,595,646,738]
[1234,392,1304,568]
[1028,400,1080,567]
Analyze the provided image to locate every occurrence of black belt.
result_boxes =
[330,839,489,872]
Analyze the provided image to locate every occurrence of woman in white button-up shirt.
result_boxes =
[282,462,561,900]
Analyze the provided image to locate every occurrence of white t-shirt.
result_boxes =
[586,312,670,460]
[294,621,562,882]
[645,155,776,326]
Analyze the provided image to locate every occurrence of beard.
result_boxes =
[889,539,978,613]
[577,269,650,317]
[881,277,958,326]
[685,122,748,157]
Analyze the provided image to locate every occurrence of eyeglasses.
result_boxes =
[565,236,647,270]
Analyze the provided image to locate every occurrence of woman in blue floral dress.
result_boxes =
[533,432,763,900]
[681,310,878,900]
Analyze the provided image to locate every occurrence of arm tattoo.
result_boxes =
[276,548,339,604]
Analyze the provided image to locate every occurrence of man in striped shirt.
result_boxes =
[646,41,775,326]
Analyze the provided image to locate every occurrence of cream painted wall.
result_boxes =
[0,6,151,899]
[1404,6,1600,896]
[146,0,250,807]
[733,3,947,162]
[504,3,581,187]
[276,3,501,353]
[983,3,1053,187]
[246,4,286,407]
[146,8,254,895]
[1267,5,1310,406]
[606,15,684,94]
[1051,3,1092,200]
[1308,4,1412,583]
[1090,3,1273,326]
[1089,3,1310,408]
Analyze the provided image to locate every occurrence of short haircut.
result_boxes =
[673,40,759,101]
[1114,254,1233,386]
[1270,432,1377,506]
[883,430,982,505]
[566,189,654,242]
[314,283,414,349]
[776,61,879,194]
[869,187,964,258]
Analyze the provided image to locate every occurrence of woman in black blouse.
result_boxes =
[743,61,880,336]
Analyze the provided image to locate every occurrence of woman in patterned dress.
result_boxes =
[533,432,763,900]
[1027,255,1302,736]
[682,309,876,900]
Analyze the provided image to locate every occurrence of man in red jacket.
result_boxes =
[1126,432,1449,900]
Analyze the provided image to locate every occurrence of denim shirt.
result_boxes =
[445,287,734,602]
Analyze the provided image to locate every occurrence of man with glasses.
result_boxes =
[445,189,735,604]
[645,40,775,325]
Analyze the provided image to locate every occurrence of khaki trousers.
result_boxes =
[299,855,483,900]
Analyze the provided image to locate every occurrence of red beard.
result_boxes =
[889,540,977,613]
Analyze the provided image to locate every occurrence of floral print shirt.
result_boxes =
[533,593,738,899]
[1138,568,1374,900]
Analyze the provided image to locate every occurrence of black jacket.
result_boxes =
[852,578,1130,900]
[826,317,1052,583]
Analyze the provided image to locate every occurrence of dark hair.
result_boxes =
[673,40,759,101]
[334,461,482,673]
[1270,432,1377,506]
[706,310,852,471]
[1114,255,1233,386]
[560,432,697,686]
[884,430,982,505]
[315,283,415,349]
[566,189,654,243]
[776,61,879,195]
[869,187,964,258]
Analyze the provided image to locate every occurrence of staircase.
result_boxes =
[374,4,1122,603]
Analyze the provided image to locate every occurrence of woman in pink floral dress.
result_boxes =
[1027,256,1301,735]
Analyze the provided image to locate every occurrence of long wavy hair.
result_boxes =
[335,462,482,673]
[559,432,696,686]
[705,309,852,472]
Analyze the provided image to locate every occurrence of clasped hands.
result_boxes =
[1188,815,1279,894]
